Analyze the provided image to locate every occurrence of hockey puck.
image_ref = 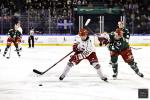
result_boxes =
[6,57,10,59]
[39,84,43,86]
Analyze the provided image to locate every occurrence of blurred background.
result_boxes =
[0,0,150,35]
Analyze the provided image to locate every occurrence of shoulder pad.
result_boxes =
[110,32,114,35]
[9,29,13,31]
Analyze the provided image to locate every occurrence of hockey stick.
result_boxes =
[6,46,11,59]
[85,19,143,51]
[131,47,142,50]
[33,51,74,75]
[84,19,99,36]
[84,19,94,33]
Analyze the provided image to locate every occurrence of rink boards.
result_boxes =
[0,35,150,46]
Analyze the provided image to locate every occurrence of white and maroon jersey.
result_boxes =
[15,24,23,34]
[17,27,23,34]
[74,35,96,56]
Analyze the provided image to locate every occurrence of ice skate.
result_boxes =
[136,71,144,78]
[59,74,65,80]
[101,77,108,82]
[18,54,21,57]
[112,72,118,79]
[3,54,5,57]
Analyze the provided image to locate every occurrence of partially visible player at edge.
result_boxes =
[15,20,23,51]
[98,21,144,79]
[59,28,107,82]
[3,25,22,57]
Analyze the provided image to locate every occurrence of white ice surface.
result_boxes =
[0,46,150,100]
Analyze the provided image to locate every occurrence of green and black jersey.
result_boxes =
[108,28,130,51]
[8,29,22,38]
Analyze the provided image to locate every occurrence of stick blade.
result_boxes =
[33,69,43,75]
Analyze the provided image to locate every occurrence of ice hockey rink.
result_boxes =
[0,46,150,100]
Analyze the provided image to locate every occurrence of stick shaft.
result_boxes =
[33,51,73,75]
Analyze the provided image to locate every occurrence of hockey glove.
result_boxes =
[98,37,109,46]
[73,43,84,53]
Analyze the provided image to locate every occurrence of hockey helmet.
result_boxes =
[78,28,88,36]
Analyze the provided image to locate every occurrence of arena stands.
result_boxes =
[0,0,150,34]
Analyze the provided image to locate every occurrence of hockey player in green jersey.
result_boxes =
[3,25,22,57]
[98,21,144,79]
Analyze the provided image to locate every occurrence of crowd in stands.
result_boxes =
[0,0,150,34]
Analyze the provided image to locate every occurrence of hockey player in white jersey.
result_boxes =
[15,21,23,51]
[59,28,107,82]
